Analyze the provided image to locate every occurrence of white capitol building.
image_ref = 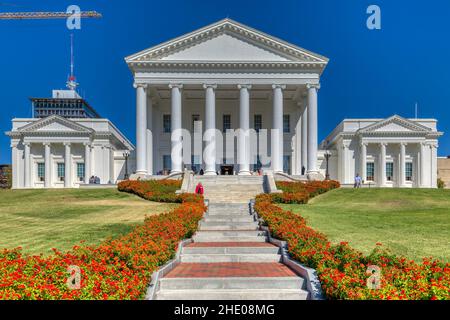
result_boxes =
[6,19,443,188]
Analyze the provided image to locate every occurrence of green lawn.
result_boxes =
[280,188,450,262]
[0,188,178,255]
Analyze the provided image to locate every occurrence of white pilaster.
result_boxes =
[360,142,367,182]
[146,95,153,175]
[399,142,406,187]
[64,142,71,188]
[307,83,319,174]
[24,142,31,188]
[135,83,147,175]
[170,84,183,174]
[301,105,308,174]
[84,143,91,184]
[238,84,251,175]
[272,84,285,173]
[11,141,19,189]
[431,143,438,188]
[379,142,386,187]
[44,142,51,188]
[109,146,115,184]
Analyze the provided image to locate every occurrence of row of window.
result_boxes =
[37,163,85,182]
[162,114,291,133]
[366,162,413,181]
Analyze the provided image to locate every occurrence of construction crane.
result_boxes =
[0,11,102,20]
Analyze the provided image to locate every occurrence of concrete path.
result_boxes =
[154,202,309,300]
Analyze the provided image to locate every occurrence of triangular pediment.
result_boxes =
[359,115,431,134]
[18,115,93,134]
[126,18,328,64]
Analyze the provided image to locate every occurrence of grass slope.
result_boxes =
[280,188,450,262]
[0,188,177,255]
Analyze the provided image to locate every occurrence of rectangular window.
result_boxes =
[405,162,413,181]
[254,114,262,133]
[77,163,85,182]
[283,155,291,175]
[192,114,200,131]
[223,115,231,132]
[37,163,45,182]
[163,114,171,133]
[386,162,394,181]
[163,155,171,173]
[366,162,375,181]
[57,163,65,182]
[283,114,290,133]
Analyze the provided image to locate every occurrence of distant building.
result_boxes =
[438,157,450,188]
[31,90,100,119]
[6,89,134,189]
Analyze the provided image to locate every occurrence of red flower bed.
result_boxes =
[255,181,450,300]
[0,181,205,300]
[272,180,340,204]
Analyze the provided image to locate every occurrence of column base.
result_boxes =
[204,171,217,176]
[238,170,252,176]
[130,172,147,180]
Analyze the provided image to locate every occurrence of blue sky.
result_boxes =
[0,0,449,164]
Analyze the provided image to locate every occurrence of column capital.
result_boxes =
[203,83,217,90]
[169,83,183,89]
[23,142,31,147]
[11,142,19,148]
[43,142,51,147]
[133,83,148,89]
[400,142,407,147]
[306,83,321,90]
[379,142,388,147]
[83,142,91,147]
[360,141,368,147]
[63,142,71,147]
[272,84,286,90]
[237,84,252,90]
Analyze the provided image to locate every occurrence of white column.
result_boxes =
[238,84,251,175]
[272,84,285,173]
[301,105,308,174]
[360,142,367,182]
[64,143,72,188]
[399,142,406,187]
[342,141,350,183]
[84,143,91,184]
[109,146,115,184]
[146,95,153,175]
[379,142,386,187]
[170,84,183,174]
[135,83,147,175]
[307,84,319,174]
[419,142,426,187]
[44,143,51,188]
[24,142,31,188]
[204,84,217,175]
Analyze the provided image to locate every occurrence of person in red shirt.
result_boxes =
[195,182,204,195]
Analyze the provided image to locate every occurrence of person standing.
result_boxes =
[354,174,362,188]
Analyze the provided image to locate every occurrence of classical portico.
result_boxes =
[126,18,328,177]
[7,115,134,189]
[321,115,443,188]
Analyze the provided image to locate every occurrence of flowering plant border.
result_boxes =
[0,180,205,300]
[254,181,450,300]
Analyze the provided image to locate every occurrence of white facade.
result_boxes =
[125,18,327,178]
[6,115,134,189]
[319,115,443,188]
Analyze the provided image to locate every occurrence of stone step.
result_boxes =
[199,221,259,231]
[193,234,267,242]
[182,246,280,255]
[180,253,281,263]
[203,216,255,223]
[155,289,309,300]
[159,276,303,290]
